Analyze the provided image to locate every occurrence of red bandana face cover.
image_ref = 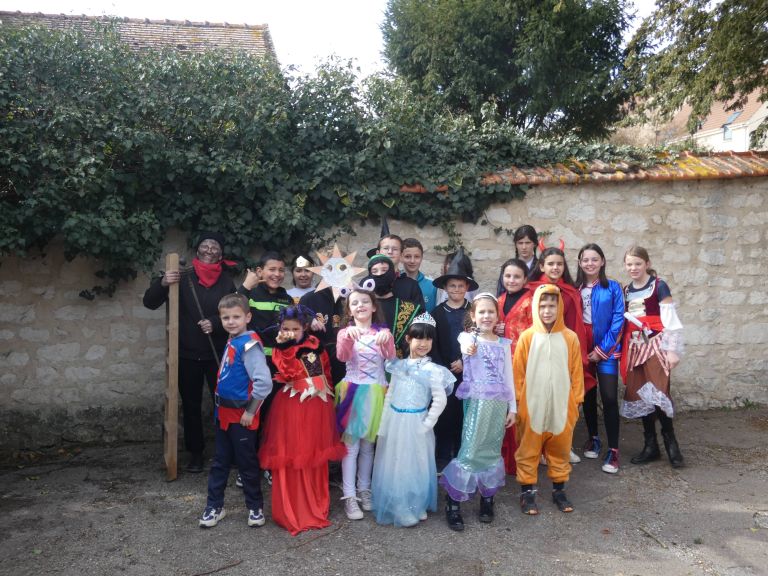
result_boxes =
[192,258,236,288]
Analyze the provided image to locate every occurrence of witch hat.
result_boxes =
[432,247,479,291]
[366,216,391,258]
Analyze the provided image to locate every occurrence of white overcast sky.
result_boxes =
[1,0,658,77]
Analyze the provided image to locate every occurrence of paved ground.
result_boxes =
[2,407,768,576]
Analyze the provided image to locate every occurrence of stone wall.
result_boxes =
[1,178,766,451]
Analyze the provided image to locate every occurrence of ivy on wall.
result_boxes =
[0,22,654,296]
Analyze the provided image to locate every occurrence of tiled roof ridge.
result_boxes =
[399,150,768,193]
[0,10,268,30]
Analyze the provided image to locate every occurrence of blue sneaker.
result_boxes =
[199,506,226,528]
[602,448,620,474]
[583,436,602,459]
[248,508,266,527]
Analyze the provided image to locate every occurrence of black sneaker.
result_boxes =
[186,453,204,474]
[479,496,494,523]
[520,489,538,516]
[445,497,464,532]
[552,489,574,513]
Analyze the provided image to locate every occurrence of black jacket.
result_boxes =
[143,268,235,361]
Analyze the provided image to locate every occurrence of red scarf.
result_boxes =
[192,258,236,288]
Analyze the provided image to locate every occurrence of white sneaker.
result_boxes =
[569,448,581,464]
[342,496,364,520]
[419,510,428,521]
[199,506,226,528]
[248,508,266,527]
[358,489,373,511]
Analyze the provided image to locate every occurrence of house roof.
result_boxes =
[0,11,275,58]
[698,90,766,132]
[400,151,768,193]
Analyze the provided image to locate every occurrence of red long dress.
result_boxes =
[497,289,533,475]
[258,335,346,535]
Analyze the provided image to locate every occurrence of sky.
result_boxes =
[1,0,658,77]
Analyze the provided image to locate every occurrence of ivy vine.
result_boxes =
[0,21,658,296]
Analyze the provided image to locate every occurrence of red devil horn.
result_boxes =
[538,239,547,252]
[558,239,565,251]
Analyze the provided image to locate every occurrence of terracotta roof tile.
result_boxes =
[0,11,275,58]
[397,151,768,193]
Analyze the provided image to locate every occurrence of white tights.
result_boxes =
[341,439,374,498]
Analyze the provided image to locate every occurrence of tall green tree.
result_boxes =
[382,0,631,139]
[626,0,768,147]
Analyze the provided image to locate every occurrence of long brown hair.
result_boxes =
[624,245,658,277]
[341,288,386,327]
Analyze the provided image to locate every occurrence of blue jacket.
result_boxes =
[589,280,625,375]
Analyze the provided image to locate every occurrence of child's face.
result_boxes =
[515,237,535,261]
[220,306,251,337]
[279,318,304,342]
[625,255,650,283]
[471,298,499,334]
[378,238,402,267]
[502,265,526,294]
[370,262,390,276]
[406,335,433,359]
[579,249,604,280]
[445,278,469,303]
[401,247,423,276]
[541,254,565,283]
[292,266,313,289]
[349,292,375,324]
[258,259,286,291]
[538,296,558,329]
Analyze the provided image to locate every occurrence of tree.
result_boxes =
[626,0,768,147]
[382,0,631,139]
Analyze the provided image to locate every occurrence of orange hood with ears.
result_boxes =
[531,283,566,333]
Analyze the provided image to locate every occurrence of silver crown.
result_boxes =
[411,312,437,327]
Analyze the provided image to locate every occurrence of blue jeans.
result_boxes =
[206,422,262,511]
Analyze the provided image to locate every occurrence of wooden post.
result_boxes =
[163,253,180,481]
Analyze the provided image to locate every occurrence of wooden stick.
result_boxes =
[164,253,180,481]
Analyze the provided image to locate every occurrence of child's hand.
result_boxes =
[311,316,326,332]
[240,411,255,427]
[494,322,505,336]
[418,422,432,434]
[373,329,392,346]
[464,344,477,356]
[242,269,261,290]
[449,359,463,373]
[504,412,516,428]
[665,350,680,370]
[346,326,364,341]
[276,329,296,344]
[588,350,601,363]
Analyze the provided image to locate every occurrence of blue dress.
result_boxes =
[371,358,455,527]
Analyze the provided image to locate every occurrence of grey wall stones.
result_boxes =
[1,177,766,451]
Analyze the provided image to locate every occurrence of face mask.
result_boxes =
[366,269,395,296]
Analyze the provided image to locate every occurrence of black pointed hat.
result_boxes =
[432,247,479,291]
[366,216,391,258]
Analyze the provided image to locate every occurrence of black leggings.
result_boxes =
[583,371,620,449]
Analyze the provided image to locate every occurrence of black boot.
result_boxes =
[479,496,494,523]
[661,429,685,468]
[445,495,464,532]
[631,415,661,464]
[186,452,204,473]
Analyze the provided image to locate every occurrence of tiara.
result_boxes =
[473,292,499,303]
[411,312,436,327]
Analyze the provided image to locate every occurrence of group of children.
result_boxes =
[196,225,686,535]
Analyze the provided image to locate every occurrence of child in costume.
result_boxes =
[335,287,397,520]
[527,245,590,464]
[495,258,534,476]
[576,243,625,474]
[371,313,455,527]
[430,249,479,469]
[199,294,272,529]
[621,246,685,468]
[257,305,347,536]
[440,293,516,531]
[495,224,539,293]
[514,284,585,515]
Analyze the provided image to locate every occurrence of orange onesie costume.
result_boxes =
[514,284,584,486]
